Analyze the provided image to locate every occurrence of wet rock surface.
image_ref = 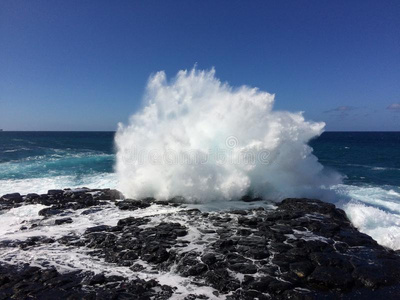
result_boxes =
[0,188,122,212]
[0,189,400,299]
[0,263,174,299]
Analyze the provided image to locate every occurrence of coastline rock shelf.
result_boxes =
[0,189,400,299]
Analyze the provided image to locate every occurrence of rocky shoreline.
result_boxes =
[1,189,400,299]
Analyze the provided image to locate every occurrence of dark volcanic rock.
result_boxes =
[229,262,257,274]
[205,268,240,293]
[176,252,208,276]
[0,262,173,299]
[1,188,124,211]
[201,253,218,266]
[47,189,64,196]
[277,198,349,223]
[0,193,24,210]
[115,198,151,210]
[98,188,123,201]
[141,242,170,263]
[38,207,63,217]
[54,217,73,225]
[308,266,354,290]
[60,216,188,270]
[1,193,400,299]
[289,261,315,278]
[85,225,111,233]
[166,198,400,298]
[1,193,23,203]
[89,273,106,285]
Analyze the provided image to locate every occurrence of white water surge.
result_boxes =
[333,184,400,250]
[115,68,342,202]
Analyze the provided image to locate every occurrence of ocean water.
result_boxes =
[0,131,400,249]
[310,132,400,249]
[0,131,117,193]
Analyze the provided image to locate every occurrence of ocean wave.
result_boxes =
[331,184,400,249]
[344,201,400,250]
[332,184,400,213]
[0,173,118,196]
[3,149,19,153]
[0,152,115,177]
[17,151,114,162]
[3,147,31,153]
[346,163,400,172]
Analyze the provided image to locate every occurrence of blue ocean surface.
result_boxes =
[0,132,116,194]
[0,131,400,249]
[310,132,400,187]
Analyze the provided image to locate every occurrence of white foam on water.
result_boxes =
[0,173,118,196]
[115,68,341,202]
[344,201,400,250]
[333,184,400,214]
[372,167,386,171]
[388,189,400,198]
[0,204,47,237]
[0,203,182,242]
[332,184,400,250]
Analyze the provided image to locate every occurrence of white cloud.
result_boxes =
[387,103,400,111]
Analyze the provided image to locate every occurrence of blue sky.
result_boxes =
[1,0,399,131]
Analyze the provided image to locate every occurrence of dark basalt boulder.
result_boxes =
[98,189,123,201]
[38,207,64,217]
[205,268,241,293]
[89,273,106,285]
[81,207,103,215]
[115,198,151,210]
[1,193,23,203]
[141,242,170,263]
[54,217,73,225]
[47,189,64,196]
[176,252,208,276]
[25,193,40,200]
[277,198,350,223]
[85,225,111,233]
[201,253,218,266]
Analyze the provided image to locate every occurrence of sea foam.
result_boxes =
[333,183,400,249]
[0,173,117,196]
[115,68,342,201]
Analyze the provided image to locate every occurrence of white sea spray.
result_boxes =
[115,68,342,202]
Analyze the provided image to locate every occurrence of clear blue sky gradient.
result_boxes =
[1,0,399,131]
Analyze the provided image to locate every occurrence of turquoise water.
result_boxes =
[0,131,114,179]
[0,132,116,193]
[0,131,400,249]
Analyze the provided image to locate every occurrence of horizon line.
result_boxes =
[1,130,400,133]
